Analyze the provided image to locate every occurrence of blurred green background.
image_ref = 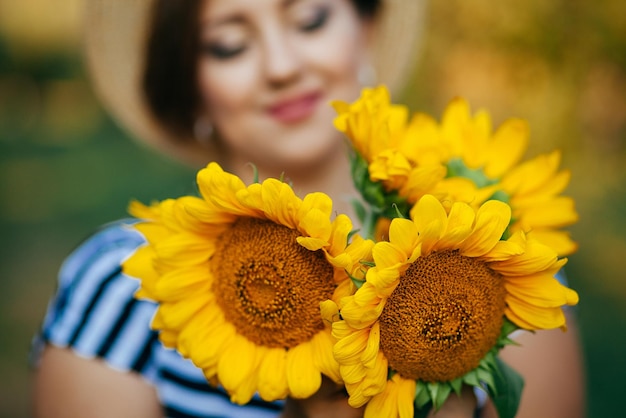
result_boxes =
[1,0,624,417]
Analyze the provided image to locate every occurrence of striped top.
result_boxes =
[32,220,283,418]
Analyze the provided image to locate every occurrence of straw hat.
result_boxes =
[83,0,427,166]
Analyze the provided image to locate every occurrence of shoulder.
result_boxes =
[58,219,146,288]
[35,219,160,376]
[35,220,284,417]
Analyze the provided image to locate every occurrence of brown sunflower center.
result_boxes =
[211,217,335,348]
[378,250,506,382]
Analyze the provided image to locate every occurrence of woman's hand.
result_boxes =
[280,377,476,418]
[281,377,364,418]
[427,385,477,418]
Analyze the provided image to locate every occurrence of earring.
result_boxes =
[194,116,213,146]
[358,63,377,87]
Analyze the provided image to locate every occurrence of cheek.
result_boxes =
[197,59,257,120]
[304,21,368,83]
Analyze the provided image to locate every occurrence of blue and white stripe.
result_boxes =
[33,220,283,418]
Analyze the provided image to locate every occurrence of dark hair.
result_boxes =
[143,0,381,140]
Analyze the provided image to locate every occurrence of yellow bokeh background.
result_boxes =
[1,1,624,416]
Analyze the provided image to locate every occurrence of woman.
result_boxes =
[32,0,584,417]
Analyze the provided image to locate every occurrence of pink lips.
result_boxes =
[268,92,321,123]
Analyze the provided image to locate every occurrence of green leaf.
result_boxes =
[500,319,521,341]
[463,369,480,387]
[432,383,452,410]
[476,365,496,392]
[414,401,432,418]
[414,381,431,408]
[247,163,259,183]
[450,377,464,396]
[351,198,367,225]
[487,357,525,418]
[445,158,496,188]
[350,276,365,289]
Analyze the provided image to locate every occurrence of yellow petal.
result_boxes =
[236,183,264,212]
[484,118,529,178]
[402,164,447,202]
[332,100,351,116]
[360,322,381,369]
[410,195,448,253]
[181,195,237,225]
[388,218,419,256]
[332,327,370,364]
[396,376,417,418]
[341,285,385,329]
[298,207,332,243]
[229,369,259,405]
[462,111,491,169]
[122,246,159,295]
[158,328,178,348]
[460,200,510,257]
[286,342,322,398]
[505,297,567,330]
[197,163,247,213]
[327,214,353,256]
[132,221,171,243]
[509,170,571,207]
[154,233,213,266]
[217,335,258,395]
[372,241,406,269]
[296,236,328,251]
[526,228,578,256]
[501,151,561,195]
[184,316,233,370]
[320,299,340,324]
[311,331,341,382]
[157,295,207,329]
[491,239,562,277]
[261,179,300,228]
[340,363,367,386]
[333,277,355,301]
[300,191,333,219]
[354,282,386,307]
[331,318,355,340]
[364,380,397,418]
[438,201,474,249]
[505,273,579,308]
[257,348,289,401]
[359,352,389,398]
[154,266,210,300]
[338,235,374,280]
[366,266,401,294]
[514,196,578,229]
[483,237,525,261]
[346,378,371,408]
[128,200,160,220]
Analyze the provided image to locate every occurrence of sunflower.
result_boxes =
[123,162,374,404]
[440,98,579,255]
[499,150,579,255]
[334,86,578,255]
[333,87,481,239]
[328,194,578,417]
[332,87,479,209]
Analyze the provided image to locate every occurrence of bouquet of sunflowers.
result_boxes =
[123,86,579,418]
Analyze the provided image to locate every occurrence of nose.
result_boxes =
[262,28,302,87]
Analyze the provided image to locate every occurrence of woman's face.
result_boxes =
[197,0,372,174]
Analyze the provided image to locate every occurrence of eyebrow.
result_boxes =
[201,0,306,29]
[200,13,245,30]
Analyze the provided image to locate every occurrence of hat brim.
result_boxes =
[83,0,427,166]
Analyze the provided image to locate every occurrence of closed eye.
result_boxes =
[299,6,330,32]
